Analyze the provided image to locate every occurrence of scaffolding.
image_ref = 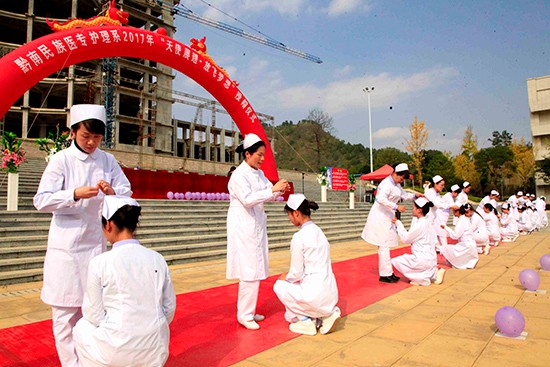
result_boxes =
[101,57,118,148]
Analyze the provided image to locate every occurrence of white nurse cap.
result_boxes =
[414,197,429,208]
[102,195,140,220]
[243,133,263,149]
[451,184,460,192]
[70,104,106,127]
[490,190,499,196]
[517,191,523,196]
[462,181,470,188]
[287,193,306,210]
[395,163,408,173]
[432,175,444,184]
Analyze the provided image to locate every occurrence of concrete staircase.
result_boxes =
[0,159,414,285]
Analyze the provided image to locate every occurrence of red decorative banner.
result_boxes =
[328,167,349,191]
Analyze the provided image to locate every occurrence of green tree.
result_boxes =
[423,150,457,186]
[474,146,515,194]
[488,130,513,147]
[373,147,410,170]
[303,108,335,169]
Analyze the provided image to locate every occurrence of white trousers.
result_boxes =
[52,306,82,367]
[237,280,260,322]
[378,246,393,276]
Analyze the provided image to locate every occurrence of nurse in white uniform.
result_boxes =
[73,196,176,367]
[361,163,419,283]
[424,175,458,249]
[226,133,289,330]
[273,194,340,336]
[500,203,519,241]
[455,182,471,207]
[391,197,446,286]
[441,204,479,269]
[34,104,132,367]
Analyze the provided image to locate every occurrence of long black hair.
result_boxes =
[415,200,434,216]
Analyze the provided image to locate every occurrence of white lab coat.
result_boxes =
[73,239,176,367]
[470,212,489,249]
[500,213,518,237]
[361,175,415,247]
[518,210,535,232]
[34,144,132,307]
[226,161,279,281]
[535,198,548,227]
[508,195,520,221]
[424,188,452,239]
[441,216,479,269]
[273,221,338,320]
[456,192,469,206]
[484,211,501,244]
[391,217,438,286]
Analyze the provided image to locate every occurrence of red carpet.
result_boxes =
[0,247,411,367]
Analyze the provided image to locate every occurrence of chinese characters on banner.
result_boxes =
[327,167,349,191]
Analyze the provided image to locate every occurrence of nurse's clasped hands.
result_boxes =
[272,179,290,193]
[74,180,115,200]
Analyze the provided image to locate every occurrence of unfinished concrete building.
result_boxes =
[0,0,270,168]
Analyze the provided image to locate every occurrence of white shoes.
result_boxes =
[238,319,260,330]
[483,244,491,255]
[319,307,341,335]
[289,318,317,336]
[434,268,446,285]
[238,314,264,330]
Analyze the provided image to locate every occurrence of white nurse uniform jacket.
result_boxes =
[273,222,338,320]
[361,175,415,247]
[73,239,176,367]
[391,217,438,286]
[226,161,279,281]
[34,143,132,307]
[441,216,479,269]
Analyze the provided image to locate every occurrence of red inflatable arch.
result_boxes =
[0,26,279,181]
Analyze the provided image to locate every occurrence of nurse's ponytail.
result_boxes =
[102,205,141,233]
[284,198,319,217]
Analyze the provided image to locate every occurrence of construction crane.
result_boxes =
[156,0,323,64]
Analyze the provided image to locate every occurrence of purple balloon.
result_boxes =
[519,269,540,291]
[541,254,550,271]
[495,306,525,337]
[173,192,180,200]
[215,193,221,200]
[200,192,207,200]
[206,193,213,200]
[194,192,200,200]
[185,191,192,200]
[277,196,284,201]
[167,191,174,200]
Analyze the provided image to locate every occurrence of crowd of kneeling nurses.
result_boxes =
[377,171,548,292]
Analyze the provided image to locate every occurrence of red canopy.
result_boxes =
[360,164,414,181]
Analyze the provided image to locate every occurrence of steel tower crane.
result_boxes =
[156,0,323,64]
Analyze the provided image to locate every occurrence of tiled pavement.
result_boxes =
[1,230,549,367]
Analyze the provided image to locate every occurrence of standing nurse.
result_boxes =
[226,133,289,330]
[34,104,132,367]
[361,163,420,283]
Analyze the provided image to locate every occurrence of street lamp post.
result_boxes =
[362,87,374,172]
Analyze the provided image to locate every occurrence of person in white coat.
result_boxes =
[535,196,548,228]
[466,206,490,255]
[361,163,420,283]
[455,181,471,207]
[477,190,500,214]
[500,203,519,241]
[33,104,132,367]
[391,197,446,286]
[441,204,479,269]
[73,196,176,367]
[424,176,458,249]
[226,133,289,330]
[508,191,522,221]
[273,194,340,336]
[482,203,501,246]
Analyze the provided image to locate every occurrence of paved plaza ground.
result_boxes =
[1,230,549,366]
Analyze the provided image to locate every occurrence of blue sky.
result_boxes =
[170,0,550,154]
